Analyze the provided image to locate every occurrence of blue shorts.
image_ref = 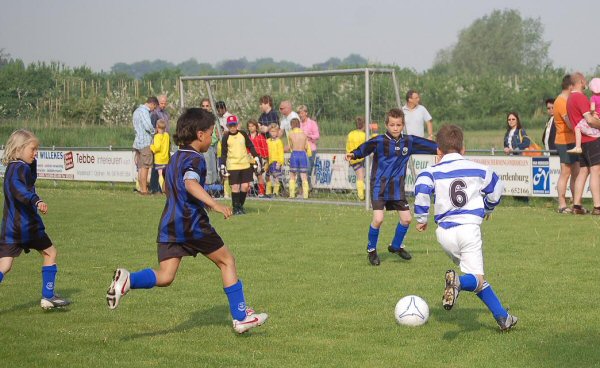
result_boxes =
[289,151,308,173]
[268,162,283,178]
[351,162,364,171]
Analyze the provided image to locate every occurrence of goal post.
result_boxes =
[179,68,402,209]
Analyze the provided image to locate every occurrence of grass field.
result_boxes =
[1,184,599,367]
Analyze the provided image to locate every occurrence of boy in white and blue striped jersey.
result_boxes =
[414,124,517,332]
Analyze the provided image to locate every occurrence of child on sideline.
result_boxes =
[150,119,170,192]
[346,117,368,200]
[247,119,268,197]
[414,124,517,331]
[287,118,311,199]
[266,124,284,196]
[0,130,70,309]
[346,108,437,266]
[106,108,268,334]
[220,115,261,215]
[567,77,600,154]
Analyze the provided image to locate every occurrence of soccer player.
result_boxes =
[414,124,517,331]
[0,129,70,309]
[346,108,437,266]
[346,117,369,200]
[266,124,284,197]
[106,108,268,334]
[287,118,311,199]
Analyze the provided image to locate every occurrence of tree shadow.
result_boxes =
[0,287,80,314]
[121,304,230,341]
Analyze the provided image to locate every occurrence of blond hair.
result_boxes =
[2,129,39,165]
[156,119,167,130]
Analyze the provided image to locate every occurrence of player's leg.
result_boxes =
[37,244,70,309]
[288,172,297,198]
[158,168,165,192]
[573,165,590,213]
[388,206,412,260]
[239,181,250,214]
[355,166,365,200]
[0,256,15,283]
[205,246,268,333]
[300,172,309,199]
[367,208,384,266]
[230,171,242,214]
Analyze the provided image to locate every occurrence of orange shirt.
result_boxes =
[553,94,575,145]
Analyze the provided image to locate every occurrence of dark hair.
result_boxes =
[355,116,365,129]
[545,98,555,105]
[385,108,404,124]
[505,111,522,130]
[247,119,259,129]
[259,95,273,107]
[561,74,573,90]
[147,96,159,104]
[174,108,215,146]
[405,89,418,102]
[215,101,227,109]
[436,124,463,154]
[290,118,300,128]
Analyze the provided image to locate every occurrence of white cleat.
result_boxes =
[106,268,131,310]
[232,308,269,334]
[41,295,71,309]
[496,314,518,331]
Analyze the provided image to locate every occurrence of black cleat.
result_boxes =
[367,250,381,266]
[388,245,412,260]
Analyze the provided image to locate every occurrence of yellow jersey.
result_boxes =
[267,137,284,165]
[150,133,170,165]
[346,129,367,165]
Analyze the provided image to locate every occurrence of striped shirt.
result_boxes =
[351,133,437,201]
[0,160,46,244]
[156,147,215,242]
[132,104,155,149]
[414,153,503,229]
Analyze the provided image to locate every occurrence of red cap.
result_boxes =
[226,115,239,125]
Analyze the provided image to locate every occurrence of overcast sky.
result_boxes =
[0,0,596,73]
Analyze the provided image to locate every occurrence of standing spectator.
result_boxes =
[266,124,285,197]
[216,100,233,132]
[287,119,311,199]
[297,105,320,186]
[258,95,279,136]
[346,117,368,200]
[567,77,600,154]
[503,112,530,155]
[278,100,299,139]
[247,119,268,197]
[149,94,170,194]
[402,90,433,139]
[201,98,220,188]
[553,75,579,214]
[150,119,170,192]
[133,96,158,195]
[568,72,600,215]
[200,98,212,112]
[541,98,557,156]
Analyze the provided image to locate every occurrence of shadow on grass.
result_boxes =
[430,307,492,339]
[121,304,229,341]
[0,287,80,314]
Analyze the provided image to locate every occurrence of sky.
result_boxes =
[0,0,597,73]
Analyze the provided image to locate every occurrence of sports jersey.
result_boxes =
[346,129,367,165]
[150,132,171,165]
[351,133,437,201]
[414,152,503,229]
[0,160,46,244]
[156,147,215,243]
[267,137,284,165]
[221,130,258,171]
[249,132,268,158]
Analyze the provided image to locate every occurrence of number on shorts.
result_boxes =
[449,179,467,207]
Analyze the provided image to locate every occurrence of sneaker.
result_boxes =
[388,245,412,260]
[367,250,381,266]
[572,207,589,215]
[232,308,269,334]
[41,295,71,309]
[442,269,460,310]
[106,268,131,310]
[566,147,582,154]
[592,208,600,215]
[496,314,518,331]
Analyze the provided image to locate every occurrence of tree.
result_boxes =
[433,9,551,75]
[0,48,10,68]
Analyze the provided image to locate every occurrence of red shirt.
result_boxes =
[567,91,594,143]
[249,133,268,158]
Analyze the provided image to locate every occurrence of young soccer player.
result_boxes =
[346,108,437,266]
[247,119,268,197]
[150,119,170,192]
[414,124,517,331]
[266,124,284,197]
[106,108,268,334]
[0,130,70,309]
[287,118,311,199]
[346,117,368,200]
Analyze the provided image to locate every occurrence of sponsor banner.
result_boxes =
[470,156,531,196]
[311,153,355,190]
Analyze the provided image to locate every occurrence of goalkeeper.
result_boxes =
[220,115,260,215]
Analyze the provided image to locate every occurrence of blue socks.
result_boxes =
[224,280,247,321]
[476,282,508,319]
[130,269,157,289]
[0,271,4,283]
[390,223,409,250]
[459,274,478,291]
[41,264,57,299]
[367,225,380,251]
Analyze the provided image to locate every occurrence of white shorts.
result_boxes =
[435,224,484,275]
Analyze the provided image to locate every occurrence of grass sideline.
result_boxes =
[1,186,599,367]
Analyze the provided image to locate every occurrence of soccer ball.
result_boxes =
[394,295,429,327]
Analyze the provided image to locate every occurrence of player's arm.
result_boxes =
[481,168,504,217]
[150,134,161,154]
[348,137,377,161]
[414,171,434,231]
[184,171,232,219]
[426,120,433,139]
[9,164,41,207]
[411,136,438,154]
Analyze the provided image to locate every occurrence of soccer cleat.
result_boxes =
[40,295,71,309]
[388,245,412,260]
[106,268,131,310]
[367,250,381,266]
[442,269,460,310]
[232,308,269,334]
[496,314,518,331]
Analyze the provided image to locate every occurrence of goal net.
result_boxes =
[179,68,402,208]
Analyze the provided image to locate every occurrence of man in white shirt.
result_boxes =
[402,90,433,139]
[278,100,299,139]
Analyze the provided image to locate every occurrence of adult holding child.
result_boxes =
[133,96,158,195]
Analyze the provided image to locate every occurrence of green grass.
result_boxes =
[1,185,599,367]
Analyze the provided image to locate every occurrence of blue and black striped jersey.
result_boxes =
[0,159,46,244]
[351,133,437,201]
[156,147,216,243]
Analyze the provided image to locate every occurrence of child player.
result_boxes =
[0,129,70,309]
[288,118,311,199]
[150,119,170,192]
[106,108,268,334]
[346,108,437,266]
[414,124,517,331]
[346,117,368,200]
[266,124,284,197]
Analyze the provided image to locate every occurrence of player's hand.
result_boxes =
[219,164,229,177]
[37,201,48,215]
[253,157,263,175]
[416,223,427,232]
[345,153,354,161]
[214,203,233,219]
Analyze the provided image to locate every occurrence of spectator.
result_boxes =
[553,74,579,213]
[200,98,220,188]
[567,77,600,154]
[200,98,212,112]
[247,119,268,197]
[278,100,299,139]
[216,100,233,132]
[258,95,279,136]
[346,116,368,200]
[402,90,433,139]
[149,94,170,194]
[503,112,530,155]
[297,104,320,185]
[133,96,158,195]
[568,72,600,215]
[541,98,557,156]
[150,119,170,192]
[266,124,284,197]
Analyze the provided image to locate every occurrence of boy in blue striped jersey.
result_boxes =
[346,108,437,266]
[414,124,517,331]
[106,108,268,334]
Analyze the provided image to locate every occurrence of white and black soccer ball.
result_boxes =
[394,295,429,327]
